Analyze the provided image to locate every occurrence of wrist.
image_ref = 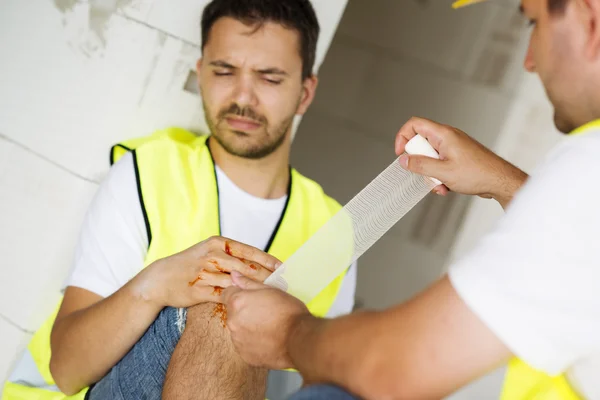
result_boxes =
[492,165,528,209]
[128,261,166,310]
[286,313,321,368]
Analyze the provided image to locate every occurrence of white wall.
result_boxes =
[0,0,348,381]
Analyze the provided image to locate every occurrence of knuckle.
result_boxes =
[207,235,221,245]
[409,157,422,172]
[230,293,244,310]
[408,116,422,127]
[446,125,459,138]
[205,249,219,259]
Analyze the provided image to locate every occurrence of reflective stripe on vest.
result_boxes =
[3,127,348,399]
[500,120,600,400]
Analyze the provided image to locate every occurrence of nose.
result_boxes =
[523,36,536,73]
[232,74,258,108]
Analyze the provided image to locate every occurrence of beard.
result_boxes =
[203,101,294,159]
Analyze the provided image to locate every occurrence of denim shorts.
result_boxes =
[87,307,183,399]
[288,385,359,400]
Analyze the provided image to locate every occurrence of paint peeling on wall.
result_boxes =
[53,0,79,14]
[51,0,135,56]
[173,43,200,90]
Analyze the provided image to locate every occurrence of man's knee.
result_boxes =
[183,302,226,337]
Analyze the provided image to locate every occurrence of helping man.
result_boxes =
[224,0,600,399]
[2,1,357,399]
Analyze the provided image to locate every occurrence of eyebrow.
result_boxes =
[519,4,524,14]
[256,68,289,76]
[209,60,235,69]
[209,60,289,76]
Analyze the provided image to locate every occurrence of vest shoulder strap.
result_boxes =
[110,127,202,165]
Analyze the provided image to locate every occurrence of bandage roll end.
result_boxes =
[405,135,443,186]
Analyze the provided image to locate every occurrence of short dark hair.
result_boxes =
[201,0,320,80]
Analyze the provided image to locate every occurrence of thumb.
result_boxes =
[231,270,265,290]
[399,154,445,181]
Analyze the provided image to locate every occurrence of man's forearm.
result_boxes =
[50,281,162,395]
[492,163,528,209]
[287,311,383,398]
[286,278,509,400]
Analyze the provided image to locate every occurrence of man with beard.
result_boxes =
[2,1,357,399]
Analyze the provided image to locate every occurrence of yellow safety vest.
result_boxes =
[3,127,348,399]
[500,120,600,400]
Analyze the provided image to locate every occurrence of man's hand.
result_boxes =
[135,236,282,308]
[395,117,528,208]
[223,271,310,370]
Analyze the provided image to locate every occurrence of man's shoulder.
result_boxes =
[545,129,600,163]
[503,131,600,224]
[111,127,208,165]
[531,131,600,184]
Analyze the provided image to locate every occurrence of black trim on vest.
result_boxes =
[132,150,152,246]
[205,136,291,252]
[109,144,132,166]
[205,137,222,235]
[264,166,292,252]
[84,383,95,399]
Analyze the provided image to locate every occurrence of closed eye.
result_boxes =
[264,78,282,85]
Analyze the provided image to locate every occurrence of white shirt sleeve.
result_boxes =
[448,133,600,375]
[326,261,357,318]
[65,152,148,298]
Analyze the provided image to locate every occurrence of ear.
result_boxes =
[296,75,319,116]
[581,0,600,60]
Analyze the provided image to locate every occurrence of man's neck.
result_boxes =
[208,136,291,199]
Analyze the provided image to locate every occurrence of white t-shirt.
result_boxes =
[449,131,600,399]
[66,152,356,318]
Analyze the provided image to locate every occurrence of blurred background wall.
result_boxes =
[0,0,564,398]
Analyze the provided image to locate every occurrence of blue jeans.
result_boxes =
[88,307,182,399]
[288,385,359,400]
[88,307,305,399]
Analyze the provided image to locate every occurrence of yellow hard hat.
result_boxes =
[452,0,488,8]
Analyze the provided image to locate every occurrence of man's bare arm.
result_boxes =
[50,237,279,395]
[50,284,163,395]
[162,303,268,400]
[287,277,511,399]
[225,274,511,400]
